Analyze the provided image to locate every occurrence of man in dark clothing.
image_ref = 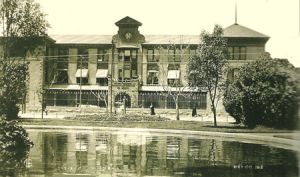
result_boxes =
[192,106,197,117]
[150,103,155,115]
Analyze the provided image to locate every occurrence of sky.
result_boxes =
[36,0,300,67]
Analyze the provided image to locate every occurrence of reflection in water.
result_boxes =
[23,130,299,177]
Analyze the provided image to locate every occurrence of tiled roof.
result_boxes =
[50,24,269,45]
[50,34,200,45]
[224,24,269,38]
[143,35,200,44]
[50,35,113,44]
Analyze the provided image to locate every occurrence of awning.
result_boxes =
[47,85,108,90]
[96,69,108,78]
[140,86,204,92]
[167,70,180,79]
[75,69,88,77]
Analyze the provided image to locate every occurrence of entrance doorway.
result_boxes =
[115,92,131,108]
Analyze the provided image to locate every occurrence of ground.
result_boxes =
[18,112,300,152]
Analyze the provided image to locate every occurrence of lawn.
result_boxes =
[19,113,295,133]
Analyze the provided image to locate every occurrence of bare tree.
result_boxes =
[89,90,108,113]
[158,43,191,120]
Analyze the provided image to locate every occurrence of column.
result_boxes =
[88,48,97,85]
[68,48,77,84]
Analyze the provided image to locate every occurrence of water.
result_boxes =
[14,129,300,177]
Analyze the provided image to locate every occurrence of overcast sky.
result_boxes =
[36,0,300,67]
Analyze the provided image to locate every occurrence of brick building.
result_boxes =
[2,16,269,115]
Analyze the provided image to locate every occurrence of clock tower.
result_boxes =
[113,16,145,47]
[111,16,145,108]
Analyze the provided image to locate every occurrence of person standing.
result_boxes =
[192,106,197,117]
[150,103,155,115]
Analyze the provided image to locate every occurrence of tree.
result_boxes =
[0,62,28,119]
[188,25,229,127]
[0,116,33,176]
[159,43,191,120]
[224,58,299,129]
[0,0,49,119]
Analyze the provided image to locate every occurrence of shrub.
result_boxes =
[0,62,28,120]
[0,116,33,175]
[224,58,299,129]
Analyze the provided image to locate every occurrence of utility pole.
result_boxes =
[79,55,82,108]
[109,45,114,116]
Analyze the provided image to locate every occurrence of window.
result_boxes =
[147,49,154,61]
[228,46,246,60]
[168,79,180,85]
[175,49,181,61]
[96,69,108,85]
[76,69,88,84]
[167,70,180,86]
[55,48,69,84]
[154,49,160,61]
[118,69,123,81]
[56,70,68,84]
[168,49,175,62]
[76,77,88,84]
[118,51,124,61]
[124,69,131,79]
[190,48,197,56]
[147,64,159,85]
[147,63,159,71]
[77,48,89,69]
[138,92,207,109]
[117,49,138,81]
[96,78,108,86]
[57,48,69,69]
[168,64,180,70]
[240,47,246,60]
[147,71,159,85]
[97,49,109,69]
[124,50,131,62]
[131,50,137,59]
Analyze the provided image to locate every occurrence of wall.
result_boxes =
[26,46,46,112]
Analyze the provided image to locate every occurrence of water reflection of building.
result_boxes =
[27,131,298,177]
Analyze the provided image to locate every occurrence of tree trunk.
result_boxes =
[212,105,217,127]
[176,100,179,120]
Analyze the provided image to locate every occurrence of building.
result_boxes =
[3,16,269,115]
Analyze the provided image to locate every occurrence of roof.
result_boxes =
[50,24,268,44]
[50,35,113,44]
[50,34,200,45]
[224,24,269,38]
[143,35,200,45]
[115,16,142,26]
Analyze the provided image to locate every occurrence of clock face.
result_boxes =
[125,32,132,40]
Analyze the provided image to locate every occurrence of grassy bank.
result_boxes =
[19,113,295,133]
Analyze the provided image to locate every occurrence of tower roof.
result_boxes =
[224,24,269,38]
[115,16,142,26]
